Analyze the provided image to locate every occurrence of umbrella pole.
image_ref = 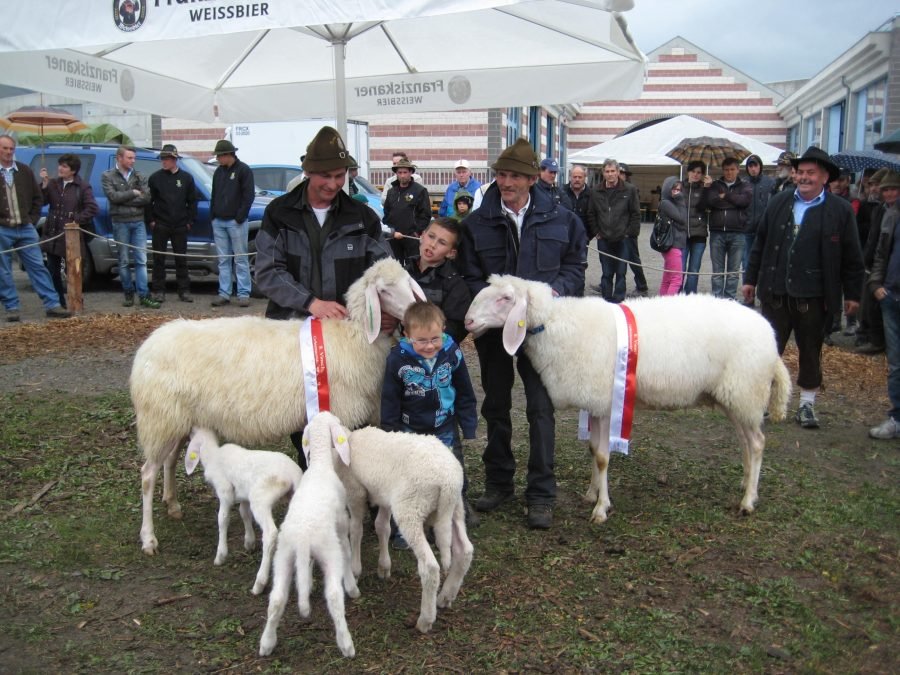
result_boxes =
[332,39,350,195]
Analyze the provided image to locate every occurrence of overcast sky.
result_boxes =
[622,0,898,84]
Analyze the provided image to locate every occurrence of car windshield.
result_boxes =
[181,157,214,193]
[353,175,380,196]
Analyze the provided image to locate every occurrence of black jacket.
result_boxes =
[255,180,390,319]
[148,167,197,228]
[700,176,752,233]
[404,256,472,344]
[211,158,254,224]
[745,189,865,315]
[383,179,431,236]
[459,182,586,298]
[585,179,640,242]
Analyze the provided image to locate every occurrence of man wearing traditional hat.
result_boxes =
[459,138,587,530]
[210,139,255,307]
[148,144,196,303]
[772,151,796,194]
[743,146,865,429]
[255,125,390,321]
[383,157,432,263]
[866,171,900,439]
[255,126,392,467]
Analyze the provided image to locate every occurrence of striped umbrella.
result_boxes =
[666,136,751,169]
[0,106,88,137]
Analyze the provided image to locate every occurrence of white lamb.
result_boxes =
[131,258,424,555]
[259,412,359,659]
[183,428,302,595]
[464,275,792,524]
[334,423,474,634]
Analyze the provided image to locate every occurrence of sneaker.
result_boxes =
[139,296,161,309]
[474,488,514,512]
[6,309,20,322]
[238,297,250,307]
[151,293,166,304]
[178,292,194,303]
[390,533,410,551]
[123,292,135,307]
[869,417,900,440]
[795,402,819,429]
[823,333,835,347]
[526,504,553,530]
[45,306,72,319]
[211,296,231,307]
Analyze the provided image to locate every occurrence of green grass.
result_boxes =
[0,392,897,673]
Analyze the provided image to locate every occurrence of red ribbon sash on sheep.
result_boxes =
[299,317,330,420]
[578,304,638,454]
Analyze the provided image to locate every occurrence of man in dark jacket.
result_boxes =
[148,144,197,303]
[742,154,775,300]
[459,138,586,530]
[0,134,70,321]
[562,164,590,222]
[210,139,255,307]
[585,158,640,302]
[383,157,431,264]
[255,125,392,468]
[619,163,649,297]
[743,146,864,430]
[535,157,571,210]
[701,157,752,300]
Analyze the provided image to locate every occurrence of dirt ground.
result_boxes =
[1,236,897,672]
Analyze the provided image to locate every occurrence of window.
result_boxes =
[506,107,520,147]
[528,106,540,153]
[28,153,96,179]
[546,114,556,160]
[854,78,886,150]
[787,125,799,153]
[805,114,821,148]
[826,102,844,153]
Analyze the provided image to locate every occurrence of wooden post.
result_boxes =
[64,221,83,312]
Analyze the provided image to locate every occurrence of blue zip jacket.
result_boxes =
[438,176,482,218]
[381,335,478,440]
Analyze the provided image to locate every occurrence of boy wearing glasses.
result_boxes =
[381,301,478,543]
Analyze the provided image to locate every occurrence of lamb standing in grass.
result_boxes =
[131,258,423,555]
[335,424,474,634]
[259,412,359,659]
[464,275,791,524]
[184,428,302,595]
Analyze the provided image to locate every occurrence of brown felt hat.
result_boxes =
[159,144,180,159]
[392,158,417,173]
[301,126,353,173]
[213,139,237,156]
[492,138,540,176]
[879,171,900,190]
[870,168,890,187]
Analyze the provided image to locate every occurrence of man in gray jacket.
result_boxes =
[101,145,158,308]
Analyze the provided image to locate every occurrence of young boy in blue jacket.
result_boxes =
[381,301,478,545]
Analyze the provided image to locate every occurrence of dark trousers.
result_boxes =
[474,329,556,505]
[858,286,885,347]
[44,253,66,308]
[761,295,826,390]
[389,236,419,266]
[151,223,189,293]
[625,234,648,291]
[597,238,627,302]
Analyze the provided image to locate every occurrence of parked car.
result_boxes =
[250,164,303,195]
[15,143,273,287]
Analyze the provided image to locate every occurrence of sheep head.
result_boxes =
[465,275,537,355]
[184,427,219,475]
[347,258,426,343]
[301,411,352,468]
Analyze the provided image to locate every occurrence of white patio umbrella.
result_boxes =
[0,0,645,141]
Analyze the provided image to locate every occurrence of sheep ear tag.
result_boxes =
[185,436,202,475]
[331,426,351,466]
[502,296,528,355]
[364,283,381,344]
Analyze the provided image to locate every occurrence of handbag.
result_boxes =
[649,211,675,253]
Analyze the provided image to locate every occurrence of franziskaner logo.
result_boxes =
[114,0,146,33]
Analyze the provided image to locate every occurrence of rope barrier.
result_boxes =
[2,225,741,279]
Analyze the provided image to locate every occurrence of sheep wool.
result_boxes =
[465,275,792,525]
[131,258,424,556]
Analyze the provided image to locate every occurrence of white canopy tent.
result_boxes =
[569,115,784,168]
[0,0,646,142]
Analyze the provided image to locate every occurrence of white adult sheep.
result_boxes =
[259,412,359,659]
[464,275,792,524]
[131,258,424,555]
[183,428,303,595]
[333,423,474,634]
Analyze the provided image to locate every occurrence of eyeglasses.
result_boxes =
[410,336,443,347]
